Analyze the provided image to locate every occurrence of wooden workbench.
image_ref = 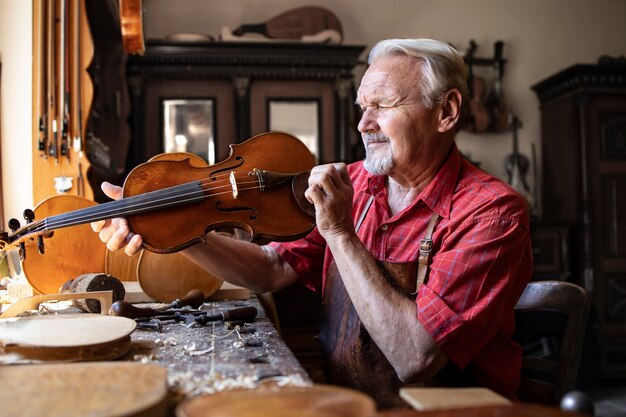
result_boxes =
[123,296,312,403]
[0,294,313,417]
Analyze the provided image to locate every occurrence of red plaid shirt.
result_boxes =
[271,144,533,400]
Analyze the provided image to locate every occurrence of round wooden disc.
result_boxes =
[22,195,107,294]
[0,313,136,347]
[0,362,167,417]
[137,250,222,302]
[175,385,377,417]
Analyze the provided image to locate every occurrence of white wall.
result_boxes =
[0,0,33,222]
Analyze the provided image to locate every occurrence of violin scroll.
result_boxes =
[1,208,55,260]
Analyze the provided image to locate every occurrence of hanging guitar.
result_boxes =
[504,115,533,205]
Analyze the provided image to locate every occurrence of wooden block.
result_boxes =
[7,278,33,300]
[399,387,512,411]
[123,281,156,303]
[66,273,125,313]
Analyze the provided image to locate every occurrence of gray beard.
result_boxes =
[364,149,393,175]
[363,134,393,175]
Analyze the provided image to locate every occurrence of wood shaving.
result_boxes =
[183,342,197,352]
[0,290,12,305]
[132,354,156,364]
[188,348,213,356]
[167,371,311,400]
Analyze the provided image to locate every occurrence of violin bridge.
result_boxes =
[229,171,238,199]
[251,168,266,192]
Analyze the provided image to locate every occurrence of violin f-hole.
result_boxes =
[215,201,258,221]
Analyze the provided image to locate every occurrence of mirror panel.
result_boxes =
[163,99,215,164]
[269,100,319,160]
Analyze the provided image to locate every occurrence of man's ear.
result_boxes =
[438,89,462,133]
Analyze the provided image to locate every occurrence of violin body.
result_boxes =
[467,75,491,133]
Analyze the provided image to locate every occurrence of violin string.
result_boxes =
[39,174,250,228]
[16,168,286,237]
[40,185,264,231]
[37,180,269,232]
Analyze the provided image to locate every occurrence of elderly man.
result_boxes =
[94,38,532,408]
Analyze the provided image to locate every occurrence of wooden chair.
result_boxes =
[514,280,591,405]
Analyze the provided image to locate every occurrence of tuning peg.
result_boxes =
[7,219,25,260]
[8,218,20,232]
[23,209,35,223]
[37,235,45,255]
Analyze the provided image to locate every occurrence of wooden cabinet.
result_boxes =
[532,61,626,380]
[125,41,365,171]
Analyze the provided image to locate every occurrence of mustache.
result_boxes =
[363,133,390,144]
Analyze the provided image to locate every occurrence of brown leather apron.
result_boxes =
[320,259,420,408]
[319,197,473,409]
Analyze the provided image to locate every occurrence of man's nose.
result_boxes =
[357,109,378,133]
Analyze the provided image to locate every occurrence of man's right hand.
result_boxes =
[90,182,143,256]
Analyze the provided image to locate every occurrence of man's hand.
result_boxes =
[90,182,143,256]
[305,163,355,241]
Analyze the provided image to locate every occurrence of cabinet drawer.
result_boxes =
[531,224,571,280]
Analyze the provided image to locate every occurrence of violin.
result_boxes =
[464,40,490,133]
[504,115,530,190]
[504,115,534,209]
[1,132,316,258]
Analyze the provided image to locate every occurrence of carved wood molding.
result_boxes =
[533,63,626,104]
[127,41,365,81]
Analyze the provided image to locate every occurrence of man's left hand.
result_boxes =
[305,163,355,241]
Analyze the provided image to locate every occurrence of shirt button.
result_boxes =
[381,224,388,231]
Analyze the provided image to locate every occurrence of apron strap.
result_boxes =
[355,194,375,233]
[413,211,440,295]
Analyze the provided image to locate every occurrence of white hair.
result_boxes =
[368,38,469,124]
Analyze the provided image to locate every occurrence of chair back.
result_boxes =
[514,280,591,405]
